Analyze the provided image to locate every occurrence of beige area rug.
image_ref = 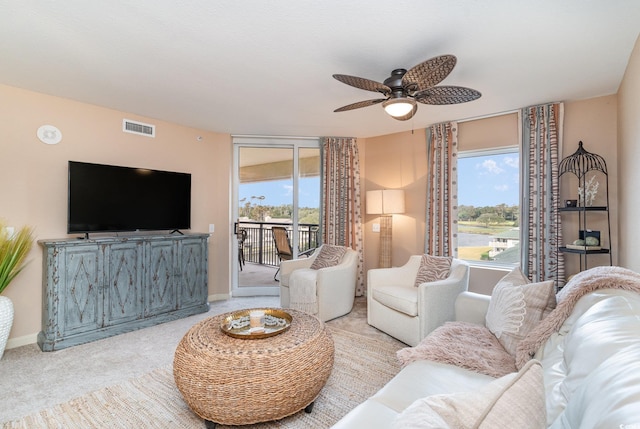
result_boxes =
[3,327,402,429]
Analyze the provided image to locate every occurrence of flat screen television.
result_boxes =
[68,161,191,234]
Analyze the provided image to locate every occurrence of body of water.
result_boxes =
[458,232,492,247]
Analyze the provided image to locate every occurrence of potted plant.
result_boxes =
[0,221,34,359]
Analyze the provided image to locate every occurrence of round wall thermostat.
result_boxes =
[37,125,62,145]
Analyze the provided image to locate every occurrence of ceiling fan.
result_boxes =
[333,55,481,121]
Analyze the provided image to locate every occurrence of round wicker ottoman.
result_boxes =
[173,308,334,427]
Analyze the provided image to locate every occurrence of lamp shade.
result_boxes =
[366,189,405,215]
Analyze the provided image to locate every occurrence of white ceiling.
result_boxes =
[1,1,639,139]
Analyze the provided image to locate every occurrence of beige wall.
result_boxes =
[618,34,640,272]
[0,84,232,347]
[362,130,428,275]
[363,99,619,293]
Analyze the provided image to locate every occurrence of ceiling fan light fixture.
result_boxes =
[382,98,416,117]
[333,55,480,119]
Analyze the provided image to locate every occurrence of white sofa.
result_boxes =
[332,267,640,428]
[367,257,469,346]
[279,246,358,322]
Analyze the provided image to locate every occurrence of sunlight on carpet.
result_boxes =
[2,327,402,429]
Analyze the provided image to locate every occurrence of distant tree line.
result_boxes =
[239,201,514,228]
[239,198,319,224]
[458,204,519,227]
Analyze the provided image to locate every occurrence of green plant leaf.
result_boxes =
[0,221,35,295]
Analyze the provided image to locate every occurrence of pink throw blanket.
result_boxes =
[397,321,517,378]
[515,266,640,369]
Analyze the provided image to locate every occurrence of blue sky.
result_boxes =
[239,177,320,208]
[458,153,520,207]
[239,152,519,209]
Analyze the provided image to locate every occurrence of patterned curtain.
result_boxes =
[425,122,459,257]
[321,137,365,295]
[520,103,565,286]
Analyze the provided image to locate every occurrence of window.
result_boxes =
[457,148,520,266]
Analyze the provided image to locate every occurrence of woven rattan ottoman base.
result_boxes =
[173,308,334,427]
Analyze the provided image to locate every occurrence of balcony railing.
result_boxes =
[237,221,320,267]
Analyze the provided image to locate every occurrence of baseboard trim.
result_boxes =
[231,287,279,297]
[7,333,38,349]
[208,293,231,301]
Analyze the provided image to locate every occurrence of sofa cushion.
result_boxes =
[414,254,452,287]
[516,266,640,368]
[370,359,496,413]
[535,289,640,425]
[391,360,545,429]
[310,244,347,269]
[485,268,555,356]
[396,321,516,378]
[549,343,640,429]
[371,284,418,316]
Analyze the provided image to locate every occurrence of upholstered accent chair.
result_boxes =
[279,245,358,322]
[367,256,470,346]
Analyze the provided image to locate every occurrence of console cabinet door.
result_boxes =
[104,241,144,326]
[59,245,104,337]
[39,234,208,351]
[178,237,208,307]
[145,240,177,316]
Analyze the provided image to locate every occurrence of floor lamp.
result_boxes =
[366,189,405,268]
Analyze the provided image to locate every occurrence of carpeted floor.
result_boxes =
[2,327,402,428]
[0,296,404,426]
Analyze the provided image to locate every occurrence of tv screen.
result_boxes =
[68,161,191,234]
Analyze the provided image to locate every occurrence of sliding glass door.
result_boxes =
[232,137,320,296]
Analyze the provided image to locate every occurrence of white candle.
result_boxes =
[249,310,265,328]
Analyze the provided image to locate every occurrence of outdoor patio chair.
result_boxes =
[237,228,247,271]
[272,226,317,280]
[272,226,294,280]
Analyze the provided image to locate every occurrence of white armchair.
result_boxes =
[279,245,358,322]
[367,256,470,346]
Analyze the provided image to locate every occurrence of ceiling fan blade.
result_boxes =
[391,103,418,121]
[402,55,457,91]
[334,98,386,112]
[414,86,482,105]
[333,74,390,94]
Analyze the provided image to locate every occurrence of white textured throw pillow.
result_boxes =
[486,268,556,356]
[391,360,546,429]
[485,268,529,338]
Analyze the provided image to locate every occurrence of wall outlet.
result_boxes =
[208,224,215,233]
[372,223,380,233]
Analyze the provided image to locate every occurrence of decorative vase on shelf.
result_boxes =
[0,221,34,359]
[0,296,13,359]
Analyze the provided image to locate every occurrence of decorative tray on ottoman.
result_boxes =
[221,308,292,339]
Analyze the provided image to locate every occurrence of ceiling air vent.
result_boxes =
[123,119,155,137]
